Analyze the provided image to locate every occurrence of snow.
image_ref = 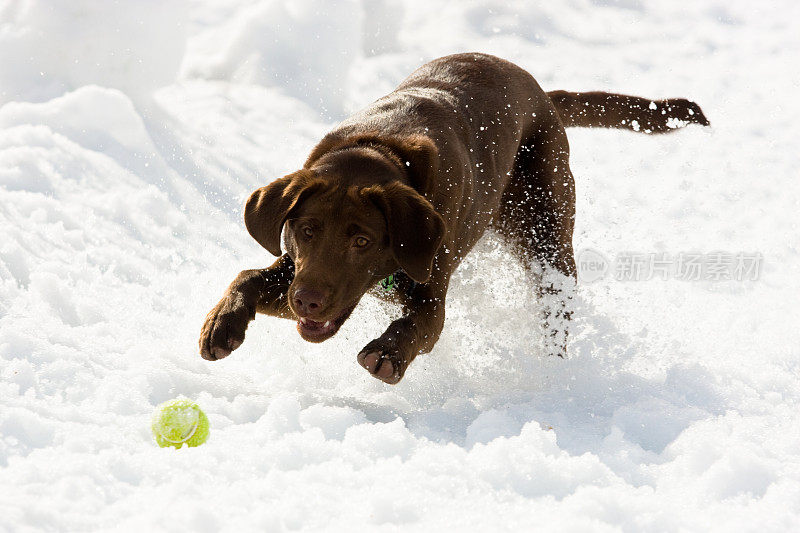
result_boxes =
[2,0,800,531]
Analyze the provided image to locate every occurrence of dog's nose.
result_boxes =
[292,287,326,317]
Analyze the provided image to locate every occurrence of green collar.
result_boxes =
[379,274,396,292]
[379,272,420,296]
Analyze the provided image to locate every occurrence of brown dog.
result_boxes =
[199,53,708,384]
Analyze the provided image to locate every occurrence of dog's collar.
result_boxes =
[380,274,396,292]
[379,271,419,297]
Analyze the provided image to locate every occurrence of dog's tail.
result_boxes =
[547,90,709,134]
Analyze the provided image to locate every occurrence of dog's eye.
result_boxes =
[302,227,313,239]
[353,236,370,248]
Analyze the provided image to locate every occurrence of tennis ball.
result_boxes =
[151,399,209,448]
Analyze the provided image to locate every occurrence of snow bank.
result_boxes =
[182,0,365,118]
[2,0,800,531]
[0,0,188,105]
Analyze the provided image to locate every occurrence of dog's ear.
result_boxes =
[244,170,323,256]
[364,182,446,283]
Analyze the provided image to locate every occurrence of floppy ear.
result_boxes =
[244,170,323,256]
[364,182,446,283]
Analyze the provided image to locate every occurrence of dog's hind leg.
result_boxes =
[493,117,577,356]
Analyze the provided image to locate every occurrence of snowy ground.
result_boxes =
[2,0,800,531]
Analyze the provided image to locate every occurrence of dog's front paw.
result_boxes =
[357,339,409,384]
[199,292,254,361]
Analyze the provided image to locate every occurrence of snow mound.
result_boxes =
[0,0,187,105]
[182,0,365,117]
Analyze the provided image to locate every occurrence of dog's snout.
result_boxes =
[292,287,326,317]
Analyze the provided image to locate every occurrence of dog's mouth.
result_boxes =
[296,304,357,343]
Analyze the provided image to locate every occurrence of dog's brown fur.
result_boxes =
[199,53,708,384]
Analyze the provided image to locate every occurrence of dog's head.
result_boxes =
[244,142,445,342]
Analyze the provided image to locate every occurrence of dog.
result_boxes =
[199,53,708,384]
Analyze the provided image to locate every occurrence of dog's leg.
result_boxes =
[494,119,577,356]
[199,254,295,360]
[357,270,450,384]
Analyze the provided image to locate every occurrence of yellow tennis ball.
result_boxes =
[151,399,209,448]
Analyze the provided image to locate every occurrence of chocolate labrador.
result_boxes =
[199,53,708,384]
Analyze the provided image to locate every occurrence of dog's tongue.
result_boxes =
[299,317,332,329]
